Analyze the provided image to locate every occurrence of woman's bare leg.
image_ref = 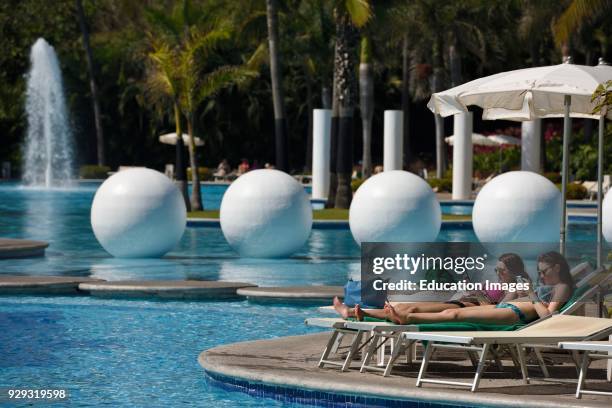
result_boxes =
[393,302,462,314]
[403,305,518,325]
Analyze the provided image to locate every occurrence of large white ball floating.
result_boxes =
[91,168,186,258]
[603,190,612,243]
[349,170,441,245]
[220,169,312,258]
[473,171,560,243]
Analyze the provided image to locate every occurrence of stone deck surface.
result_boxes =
[0,238,48,258]
[79,280,256,299]
[0,275,103,294]
[199,332,612,408]
[237,285,343,301]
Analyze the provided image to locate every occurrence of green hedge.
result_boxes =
[79,165,110,179]
[187,167,212,181]
[428,177,452,192]
[351,178,365,192]
[556,183,588,199]
[543,172,561,184]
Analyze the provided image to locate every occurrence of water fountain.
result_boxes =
[22,38,75,187]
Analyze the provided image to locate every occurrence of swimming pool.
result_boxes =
[0,295,324,407]
[0,183,601,407]
[0,183,597,285]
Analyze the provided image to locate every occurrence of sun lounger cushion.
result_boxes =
[347,317,522,331]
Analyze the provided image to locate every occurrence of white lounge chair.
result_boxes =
[403,315,612,392]
[558,337,612,398]
[306,262,601,375]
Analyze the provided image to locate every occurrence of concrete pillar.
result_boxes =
[452,112,473,200]
[312,109,331,200]
[521,120,542,172]
[384,110,403,171]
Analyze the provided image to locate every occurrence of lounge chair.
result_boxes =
[305,262,601,375]
[582,175,611,200]
[558,337,612,398]
[403,315,612,392]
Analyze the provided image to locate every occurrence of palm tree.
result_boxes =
[388,0,505,178]
[75,0,105,166]
[332,0,372,209]
[359,35,373,179]
[265,0,288,171]
[149,26,257,211]
[177,27,257,210]
[146,39,191,211]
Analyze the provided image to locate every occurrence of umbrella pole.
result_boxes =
[560,95,572,255]
[597,114,605,269]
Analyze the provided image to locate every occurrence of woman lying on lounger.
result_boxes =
[383,251,574,325]
[333,253,531,321]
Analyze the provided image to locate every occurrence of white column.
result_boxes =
[452,112,473,200]
[384,110,403,171]
[312,109,331,200]
[521,120,542,172]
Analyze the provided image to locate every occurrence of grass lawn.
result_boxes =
[188,209,470,221]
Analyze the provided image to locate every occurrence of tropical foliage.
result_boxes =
[0,0,611,183]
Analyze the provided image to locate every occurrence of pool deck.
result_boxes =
[0,238,49,258]
[79,280,257,299]
[199,332,612,408]
[237,285,343,302]
[0,275,103,294]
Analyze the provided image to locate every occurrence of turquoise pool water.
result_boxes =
[0,182,600,407]
[0,296,323,407]
[0,183,597,285]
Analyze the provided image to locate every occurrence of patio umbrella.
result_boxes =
[159,132,204,147]
[444,133,498,147]
[487,134,521,146]
[428,60,612,260]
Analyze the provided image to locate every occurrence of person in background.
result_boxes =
[214,159,230,177]
[237,159,250,175]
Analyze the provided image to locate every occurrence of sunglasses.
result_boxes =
[537,265,554,275]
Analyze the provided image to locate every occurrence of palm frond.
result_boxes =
[144,6,181,39]
[246,42,269,70]
[344,0,372,28]
[553,0,611,47]
[196,66,258,104]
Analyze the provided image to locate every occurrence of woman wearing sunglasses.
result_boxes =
[332,253,531,321]
[383,251,574,325]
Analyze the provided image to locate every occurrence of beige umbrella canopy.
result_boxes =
[159,132,204,147]
[428,60,612,260]
[445,133,498,147]
[487,134,521,146]
[428,62,612,120]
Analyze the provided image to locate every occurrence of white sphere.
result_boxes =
[349,170,441,245]
[603,190,612,243]
[91,168,186,258]
[220,169,312,258]
[473,171,561,243]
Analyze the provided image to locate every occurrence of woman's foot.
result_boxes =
[354,304,364,321]
[333,296,353,319]
[384,302,408,324]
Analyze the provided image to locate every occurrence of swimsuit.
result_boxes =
[495,285,557,324]
[495,302,529,324]
[445,300,469,308]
